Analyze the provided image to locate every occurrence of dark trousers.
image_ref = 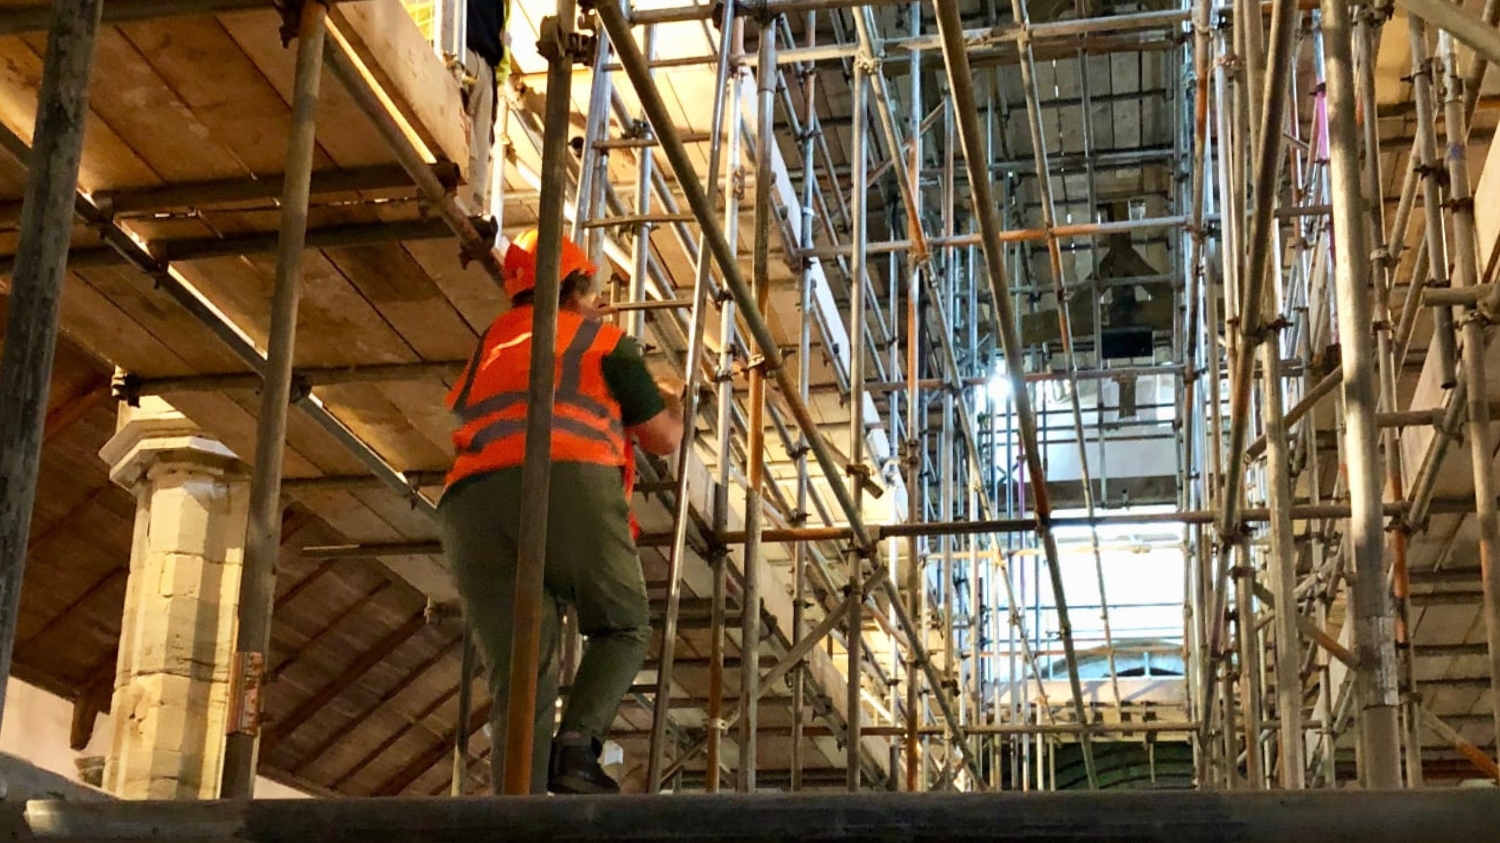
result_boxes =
[437,463,650,793]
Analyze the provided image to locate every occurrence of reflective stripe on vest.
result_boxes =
[446,309,627,484]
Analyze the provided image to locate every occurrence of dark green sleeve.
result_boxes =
[601,335,666,427]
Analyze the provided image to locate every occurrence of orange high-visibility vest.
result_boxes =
[446,307,628,487]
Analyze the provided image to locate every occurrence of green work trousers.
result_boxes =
[437,463,651,794]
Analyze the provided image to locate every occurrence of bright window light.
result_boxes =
[987,373,1012,405]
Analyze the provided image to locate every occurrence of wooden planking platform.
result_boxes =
[0,5,482,562]
[0,3,491,792]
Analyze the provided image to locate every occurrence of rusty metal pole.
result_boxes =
[500,0,577,795]
[0,0,103,729]
[222,0,326,798]
[737,13,779,794]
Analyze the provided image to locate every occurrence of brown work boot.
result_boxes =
[548,735,620,795]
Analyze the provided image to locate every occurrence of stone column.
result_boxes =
[97,397,249,800]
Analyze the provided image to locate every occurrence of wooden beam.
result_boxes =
[262,611,428,752]
[326,2,468,179]
[0,0,363,36]
[0,219,457,275]
[1420,708,1500,783]
[427,743,493,796]
[272,556,342,610]
[279,505,318,546]
[0,163,456,227]
[375,700,493,796]
[25,483,113,554]
[1420,675,1495,689]
[1296,614,1358,669]
[14,565,126,659]
[42,377,111,444]
[268,582,392,682]
[269,507,339,610]
[69,668,113,751]
[92,163,455,215]
[68,650,119,751]
[287,633,462,776]
[329,680,464,790]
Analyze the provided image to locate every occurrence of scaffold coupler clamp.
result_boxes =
[731,164,748,201]
[289,373,313,404]
[1220,519,1249,546]
[898,437,920,470]
[275,0,328,49]
[457,216,498,270]
[538,16,597,67]
[112,369,142,407]
[1477,294,1500,328]
[745,352,770,377]
[424,598,461,624]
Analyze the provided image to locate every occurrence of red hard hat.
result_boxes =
[502,227,596,299]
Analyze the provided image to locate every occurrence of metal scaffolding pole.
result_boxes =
[799,216,1190,259]
[1205,0,1299,692]
[0,0,102,729]
[1438,28,1500,771]
[1393,0,1500,69]
[1260,341,1304,789]
[903,106,927,790]
[1354,7,1420,786]
[1407,17,1456,397]
[1320,0,1402,789]
[625,28,656,340]
[932,0,1097,790]
[1006,0,1123,715]
[738,14,780,794]
[221,0,325,798]
[499,1,577,794]
[1234,541,1264,788]
[645,0,736,791]
[595,0,869,551]
[789,7,818,794]
[704,44,747,792]
[594,0,984,786]
[845,57,868,794]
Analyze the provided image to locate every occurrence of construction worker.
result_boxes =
[438,227,684,795]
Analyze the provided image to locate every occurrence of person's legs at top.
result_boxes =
[437,471,562,794]
[546,463,651,793]
[461,51,496,216]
